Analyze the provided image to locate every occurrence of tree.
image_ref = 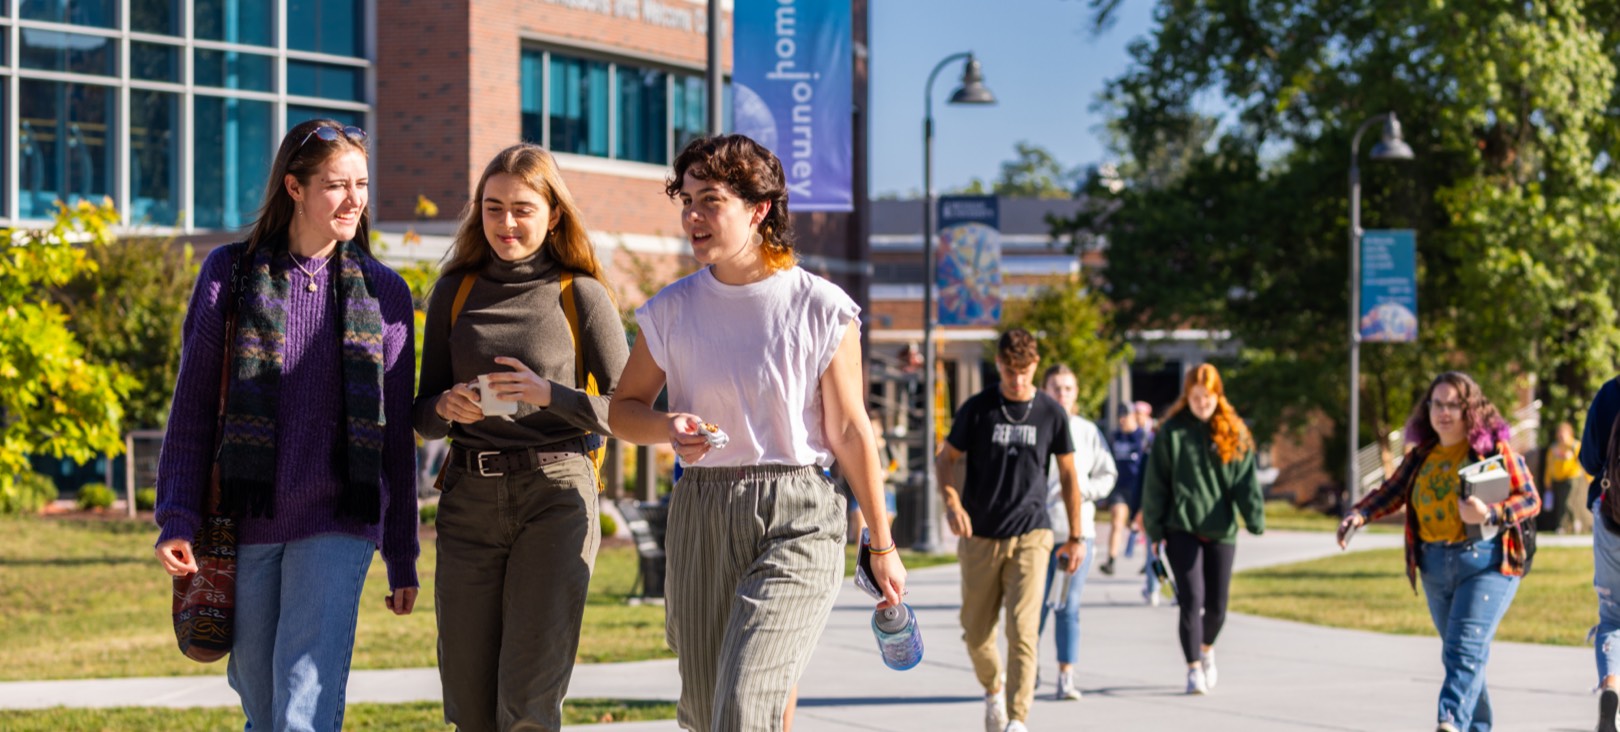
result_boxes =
[0,200,133,498]
[999,278,1131,419]
[953,142,1081,199]
[1063,1,1620,480]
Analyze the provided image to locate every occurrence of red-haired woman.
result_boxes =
[1140,363,1264,696]
[1337,372,1538,732]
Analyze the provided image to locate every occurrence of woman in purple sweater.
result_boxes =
[153,118,420,731]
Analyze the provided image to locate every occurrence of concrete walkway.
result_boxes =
[0,530,1601,731]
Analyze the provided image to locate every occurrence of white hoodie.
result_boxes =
[1046,414,1118,539]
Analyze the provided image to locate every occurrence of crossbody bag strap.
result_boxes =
[558,271,598,396]
[207,243,248,515]
[1601,393,1620,495]
[449,273,477,329]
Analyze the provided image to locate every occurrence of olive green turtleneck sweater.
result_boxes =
[412,248,628,450]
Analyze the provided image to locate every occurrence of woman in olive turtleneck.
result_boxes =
[412,144,627,732]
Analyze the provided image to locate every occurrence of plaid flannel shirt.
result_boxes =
[1353,440,1540,593]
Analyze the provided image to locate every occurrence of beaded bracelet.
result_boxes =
[867,542,898,555]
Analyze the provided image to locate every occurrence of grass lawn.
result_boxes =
[0,699,676,730]
[1231,545,1595,646]
[0,516,955,681]
[1263,500,1400,533]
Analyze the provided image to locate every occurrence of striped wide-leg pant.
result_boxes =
[664,465,847,732]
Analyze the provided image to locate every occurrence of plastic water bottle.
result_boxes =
[872,603,924,671]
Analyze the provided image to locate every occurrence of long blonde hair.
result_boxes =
[441,144,606,285]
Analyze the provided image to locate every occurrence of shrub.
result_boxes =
[0,472,58,515]
[135,487,158,511]
[600,510,618,537]
[419,502,438,525]
[77,482,116,511]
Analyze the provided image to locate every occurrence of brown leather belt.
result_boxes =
[449,437,594,477]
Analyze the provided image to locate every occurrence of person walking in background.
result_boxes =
[608,134,904,731]
[1140,364,1264,696]
[1580,380,1620,732]
[1338,371,1539,732]
[413,144,628,731]
[1099,411,1143,577]
[153,119,420,731]
[936,329,1084,732]
[1036,364,1116,701]
[1541,421,1582,534]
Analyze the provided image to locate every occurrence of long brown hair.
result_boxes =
[1402,371,1510,455]
[1166,363,1253,464]
[441,144,605,285]
[666,134,797,273]
[245,118,372,256]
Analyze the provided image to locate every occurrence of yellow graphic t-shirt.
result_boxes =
[1414,441,1472,544]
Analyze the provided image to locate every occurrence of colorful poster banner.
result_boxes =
[732,0,853,212]
[1359,229,1418,343]
[936,196,1002,326]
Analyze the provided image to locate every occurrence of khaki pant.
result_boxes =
[959,529,1053,723]
[434,454,601,732]
[664,465,846,732]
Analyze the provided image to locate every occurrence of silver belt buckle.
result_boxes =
[475,450,501,477]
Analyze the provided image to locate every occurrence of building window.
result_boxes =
[288,60,364,102]
[617,67,667,165]
[193,95,273,230]
[130,90,181,225]
[20,29,118,77]
[20,0,117,29]
[288,105,362,129]
[520,48,544,144]
[131,42,182,83]
[287,0,362,58]
[130,0,182,36]
[549,54,609,158]
[194,0,274,47]
[19,80,116,220]
[671,74,707,156]
[194,48,276,92]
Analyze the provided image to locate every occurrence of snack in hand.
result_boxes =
[699,422,730,449]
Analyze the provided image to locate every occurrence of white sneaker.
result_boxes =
[1004,722,1029,732]
[985,690,1008,732]
[1201,649,1218,689]
[1144,586,1161,606]
[1186,667,1209,695]
[1054,669,1081,700]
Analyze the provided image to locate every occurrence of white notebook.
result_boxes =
[1456,455,1512,541]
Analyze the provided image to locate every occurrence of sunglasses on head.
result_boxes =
[297,125,367,150]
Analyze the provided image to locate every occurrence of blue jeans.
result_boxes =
[1593,497,1620,684]
[228,533,375,732]
[1037,538,1095,665]
[1419,537,1520,732]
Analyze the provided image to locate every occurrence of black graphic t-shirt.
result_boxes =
[945,388,1074,539]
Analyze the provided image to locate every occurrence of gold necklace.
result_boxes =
[291,253,330,292]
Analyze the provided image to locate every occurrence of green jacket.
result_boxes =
[1141,411,1264,544]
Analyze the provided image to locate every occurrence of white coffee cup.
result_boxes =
[475,374,519,417]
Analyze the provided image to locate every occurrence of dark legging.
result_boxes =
[1164,531,1238,664]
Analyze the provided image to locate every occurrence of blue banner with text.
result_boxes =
[1359,229,1418,343]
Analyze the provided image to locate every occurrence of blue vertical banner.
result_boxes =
[731,0,853,212]
[936,196,1002,326]
[1359,229,1418,342]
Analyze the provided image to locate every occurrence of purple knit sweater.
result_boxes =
[154,244,420,590]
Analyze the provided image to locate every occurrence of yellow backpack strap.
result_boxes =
[449,273,477,329]
[560,272,606,490]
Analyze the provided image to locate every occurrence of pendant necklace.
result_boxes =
[292,253,330,292]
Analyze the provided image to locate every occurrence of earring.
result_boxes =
[749,231,764,247]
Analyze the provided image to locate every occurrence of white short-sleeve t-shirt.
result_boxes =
[635,266,859,467]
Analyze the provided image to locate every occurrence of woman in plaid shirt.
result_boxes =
[1336,371,1539,732]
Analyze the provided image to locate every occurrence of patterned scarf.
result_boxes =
[217,237,385,523]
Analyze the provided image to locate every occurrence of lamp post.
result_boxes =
[916,53,995,553]
[1347,112,1414,507]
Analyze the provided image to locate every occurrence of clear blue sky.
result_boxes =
[867,0,1156,197]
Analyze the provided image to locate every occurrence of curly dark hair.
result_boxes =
[1403,371,1511,454]
[997,329,1040,368]
[666,134,797,271]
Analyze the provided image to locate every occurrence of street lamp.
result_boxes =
[917,53,995,553]
[1347,112,1414,508]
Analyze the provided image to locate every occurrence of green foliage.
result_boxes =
[75,482,115,511]
[998,279,1131,419]
[0,472,58,515]
[953,141,1080,199]
[395,260,439,392]
[134,487,157,511]
[51,229,197,430]
[1068,0,1620,475]
[418,502,438,525]
[600,508,619,537]
[0,200,134,498]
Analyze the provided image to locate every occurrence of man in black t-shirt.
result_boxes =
[937,329,1082,732]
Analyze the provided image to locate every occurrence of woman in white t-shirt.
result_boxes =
[609,134,906,732]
